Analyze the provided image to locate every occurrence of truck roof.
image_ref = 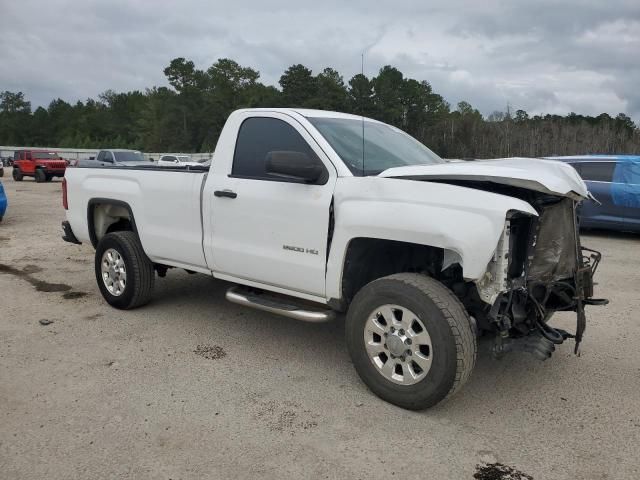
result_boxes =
[235,108,381,122]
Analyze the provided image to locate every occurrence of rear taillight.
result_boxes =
[62,178,68,210]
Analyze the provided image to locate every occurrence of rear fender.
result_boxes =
[87,198,138,248]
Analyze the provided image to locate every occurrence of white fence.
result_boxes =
[0,146,212,162]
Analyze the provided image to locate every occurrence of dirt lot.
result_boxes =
[1,169,639,479]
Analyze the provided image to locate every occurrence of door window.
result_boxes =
[611,161,640,208]
[232,117,324,181]
[613,162,640,186]
[579,162,616,182]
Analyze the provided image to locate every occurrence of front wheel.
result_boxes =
[12,168,23,181]
[95,231,155,309]
[346,273,477,410]
[35,169,46,183]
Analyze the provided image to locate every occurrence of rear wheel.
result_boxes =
[95,231,155,309]
[346,273,476,410]
[35,169,46,183]
[12,168,23,181]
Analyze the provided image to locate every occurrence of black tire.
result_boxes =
[0,168,3,177]
[94,231,155,309]
[346,273,476,410]
[12,168,23,181]
[45,174,53,182]
[35,169,46,183]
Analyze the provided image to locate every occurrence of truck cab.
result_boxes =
[12,150,67,182]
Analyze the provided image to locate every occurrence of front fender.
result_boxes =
[325,177,537,300]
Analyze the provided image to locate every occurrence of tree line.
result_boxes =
[1,57,638,158]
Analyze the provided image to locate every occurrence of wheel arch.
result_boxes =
[87,198,139,248]
[329,237,464,311]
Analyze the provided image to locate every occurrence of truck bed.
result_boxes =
[65,164,211,272]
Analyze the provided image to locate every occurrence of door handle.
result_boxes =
[214,189,237,199]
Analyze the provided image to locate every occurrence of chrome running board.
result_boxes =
[225,286,335,323]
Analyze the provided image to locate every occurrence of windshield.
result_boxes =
[33,152,60,160]
[114,151,145,162]
[308,117,443,176]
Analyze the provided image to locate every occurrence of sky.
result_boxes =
[1,0,639,121]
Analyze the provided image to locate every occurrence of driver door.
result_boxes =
[23,152,35,174]
[208,113,337,297]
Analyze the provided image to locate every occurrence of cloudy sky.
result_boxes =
[1,0,639,121]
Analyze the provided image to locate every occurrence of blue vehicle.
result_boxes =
[0,180,7,222]
[547,155,640,233]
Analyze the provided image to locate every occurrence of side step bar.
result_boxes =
[225,286,335,323]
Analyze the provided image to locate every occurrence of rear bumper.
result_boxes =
[61,221,81,245]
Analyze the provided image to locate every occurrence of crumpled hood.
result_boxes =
[379,157,588,200]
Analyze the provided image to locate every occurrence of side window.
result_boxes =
[96,151,105,162]
[232,117,322,180]
[568,163,581,175]
[14,151,20,160]
[613,161,640,186]
[579,162,616,182]
[104,152,114,163]
[163,155,177,162]
[25,152,32,160]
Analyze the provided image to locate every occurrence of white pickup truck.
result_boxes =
[62,108,605,409]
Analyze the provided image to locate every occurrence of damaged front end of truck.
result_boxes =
[475,195,606,360]
[381,158,609,360]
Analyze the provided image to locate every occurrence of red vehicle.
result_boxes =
[12,150,67,182]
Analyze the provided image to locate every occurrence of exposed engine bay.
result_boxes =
[438,180,607,360]
[488,198,604,359]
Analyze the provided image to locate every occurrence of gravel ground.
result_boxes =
[1,169,639,479]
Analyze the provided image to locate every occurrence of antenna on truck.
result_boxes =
[361,52,365,177]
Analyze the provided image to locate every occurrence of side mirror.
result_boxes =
[265,151,324,183]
